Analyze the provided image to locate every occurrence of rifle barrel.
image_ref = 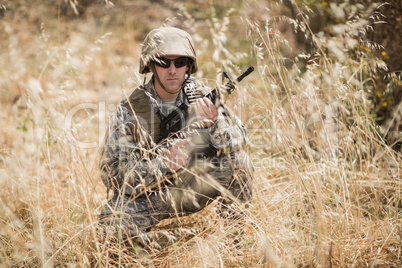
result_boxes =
[236,66,254,83]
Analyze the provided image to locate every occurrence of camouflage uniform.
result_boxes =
[98,27,253,247]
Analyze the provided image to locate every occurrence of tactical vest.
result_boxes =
[123,86,161,143]
[122,81,207,144]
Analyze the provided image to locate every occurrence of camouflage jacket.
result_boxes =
[99,77,248,196]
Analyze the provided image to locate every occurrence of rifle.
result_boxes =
[158,66,254,142]
[132,66,254,200]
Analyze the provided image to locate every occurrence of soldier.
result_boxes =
[99,26,253,248]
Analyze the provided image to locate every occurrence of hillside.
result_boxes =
[0,0,401,267]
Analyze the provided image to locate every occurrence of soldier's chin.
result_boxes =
[164,86,180,93]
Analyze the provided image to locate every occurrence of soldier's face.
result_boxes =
[152,56,189,99]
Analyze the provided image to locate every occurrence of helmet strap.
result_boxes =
[186,61,193,81]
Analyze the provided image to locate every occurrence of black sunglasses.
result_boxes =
[154,57,189,69]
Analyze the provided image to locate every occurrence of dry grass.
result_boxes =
[0,1,401,267]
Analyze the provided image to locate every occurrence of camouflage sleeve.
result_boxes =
[99,102,167,196]
[191,83,247,153]
[208,106,247,153]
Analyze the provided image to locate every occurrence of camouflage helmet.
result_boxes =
[139,27,198,74]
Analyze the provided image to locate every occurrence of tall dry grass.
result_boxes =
[0,1,401,267]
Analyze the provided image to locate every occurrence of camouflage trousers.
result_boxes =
[99,152,253,247]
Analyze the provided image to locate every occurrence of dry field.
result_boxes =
[0,1,401,267]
